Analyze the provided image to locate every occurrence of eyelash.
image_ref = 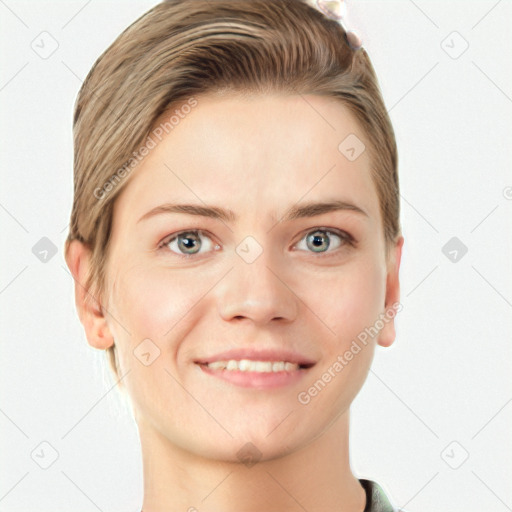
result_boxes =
[157,227,356,259]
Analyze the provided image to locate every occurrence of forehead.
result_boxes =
[113,93,379,226]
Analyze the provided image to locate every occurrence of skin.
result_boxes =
[66,93,404,512]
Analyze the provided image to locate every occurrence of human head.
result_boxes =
[65,0,401,398]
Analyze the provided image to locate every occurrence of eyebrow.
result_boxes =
[137,200,369,224]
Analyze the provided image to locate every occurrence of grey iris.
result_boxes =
[306,230,330,252]
[178,232,201,254]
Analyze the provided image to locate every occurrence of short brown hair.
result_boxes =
[65,0,401,381]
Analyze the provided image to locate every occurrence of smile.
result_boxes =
[203,359,302,372]
[195,358,315,389]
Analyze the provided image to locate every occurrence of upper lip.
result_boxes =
[194,348,317,368]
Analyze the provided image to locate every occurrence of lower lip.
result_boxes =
[196,363,312,389]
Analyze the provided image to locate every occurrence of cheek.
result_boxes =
[305,257,386,344]
[114,272,166,340]
[108,265,206,406]
[110,263,215,345]
[296,260,385,415]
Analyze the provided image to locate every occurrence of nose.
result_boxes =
[216,250,299,325]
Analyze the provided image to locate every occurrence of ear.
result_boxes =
[377,235,404,348]
[65,239,114,350]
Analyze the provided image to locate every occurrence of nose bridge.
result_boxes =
[217,242,298,324]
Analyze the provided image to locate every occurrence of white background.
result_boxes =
[1,1,511,511]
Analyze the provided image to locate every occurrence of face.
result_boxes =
[101,93,400,461]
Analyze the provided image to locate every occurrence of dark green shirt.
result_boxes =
[360,479,406,512]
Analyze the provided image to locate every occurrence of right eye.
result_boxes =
[159,230,220,258]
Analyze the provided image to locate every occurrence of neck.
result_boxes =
[139,410,366,512]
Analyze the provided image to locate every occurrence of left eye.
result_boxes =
[295,229,351,254]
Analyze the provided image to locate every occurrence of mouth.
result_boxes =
[194,350,316,389]
[197,359,314,372]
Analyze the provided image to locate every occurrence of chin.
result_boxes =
[201,436,301,465]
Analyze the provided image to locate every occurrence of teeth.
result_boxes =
[239,359,251,371]
[207,361,227,370]
[226,360,238,371]
[205,359,300,372]
[272,361,285,372]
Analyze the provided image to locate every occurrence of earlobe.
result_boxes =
[377,236,404,348]
[65,239,114,350]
